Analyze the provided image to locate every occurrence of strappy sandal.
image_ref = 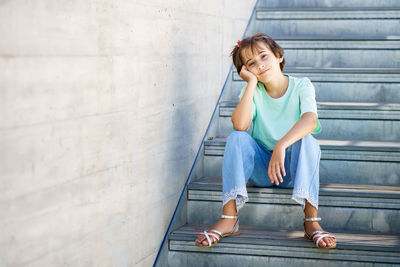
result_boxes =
[304,217,337,249]
[195,214,240,248]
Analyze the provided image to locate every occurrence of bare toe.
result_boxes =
[195,235,202,243]
[324,237,335,247]
[195,234,206,245]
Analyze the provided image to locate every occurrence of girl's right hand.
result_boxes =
[239,66,257,83]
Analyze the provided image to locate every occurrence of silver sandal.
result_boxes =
[304,217,337,249]
[195,214,240,248]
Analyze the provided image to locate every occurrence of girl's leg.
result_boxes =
[222,130,274,213]
[304,200,336,248]
[289,133,321,210]
[196,130,271,246]
[290,134,336,247]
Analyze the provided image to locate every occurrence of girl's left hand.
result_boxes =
[268,145,286,186]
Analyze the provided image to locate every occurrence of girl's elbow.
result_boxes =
[232,120,250,131]
[311,117,317,130]
[311,115,317,128]
[231,113,251,131]
[302,112,317,128]
[234,125,248,131]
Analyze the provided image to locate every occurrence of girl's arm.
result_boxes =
[275,112,317,150]
[232,66,258,131]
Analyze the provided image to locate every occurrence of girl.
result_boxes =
[195,33,337,249]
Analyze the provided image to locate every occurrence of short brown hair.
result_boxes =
[230,33,285,74]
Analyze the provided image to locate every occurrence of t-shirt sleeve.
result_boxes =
[299,77,322,134]
[238,86,256,121]
[299,78,318,117]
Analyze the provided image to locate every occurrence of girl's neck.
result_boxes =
[262,73,289,98]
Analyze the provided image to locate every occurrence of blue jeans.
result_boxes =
[222,131,321,213]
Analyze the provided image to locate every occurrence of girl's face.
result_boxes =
[241,41,283,83]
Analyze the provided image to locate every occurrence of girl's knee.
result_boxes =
[227,130,251,143]
[289,134,320,155]
[302,134,320,149]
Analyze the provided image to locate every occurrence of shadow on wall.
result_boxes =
[158,37,199,203]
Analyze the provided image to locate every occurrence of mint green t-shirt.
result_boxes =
[235,75,322,151]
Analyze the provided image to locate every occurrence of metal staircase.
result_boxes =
[154,0,400,266]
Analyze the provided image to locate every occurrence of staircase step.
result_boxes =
[219,118,400,142]
[205,137,400,161]
[220,101,400,120]
[186,178,400,233]
[233,68,400,83]
[257,7,400,20]
[218,101,400,141]
[229,81,400,104]
[273,35,400,49]
[203,155,400,187]
[202,138,400,185]
[189,177,400,209]
[226,68,400,103]
[255,8,400,36]
[284,49,399,69]
[267,36,400,68]
[169,224,400,265]
[259,0,400,8]
[189,177,400,200]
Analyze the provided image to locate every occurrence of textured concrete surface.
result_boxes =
[187,200,400,233]
[259,0,400,8]
[168,251,397,267]
[0,1,256,266]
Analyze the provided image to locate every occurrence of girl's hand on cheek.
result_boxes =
[239,66,257,84]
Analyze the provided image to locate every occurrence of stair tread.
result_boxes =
[271,36,400,49]
[257,7,400,11]
[286,67,400,74]
[317,101,400,110]
[206,137,400,151]
[221,100,400,110]
[234,67,400,75]
[189,177,400,198]
[318,139,400,150]
[170,224,400,251]
[268,35,400,41]
[232,67,400,84]
[256,8,400,21]
[285,67,400,73]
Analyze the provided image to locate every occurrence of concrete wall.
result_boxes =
[0,1,256,266]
